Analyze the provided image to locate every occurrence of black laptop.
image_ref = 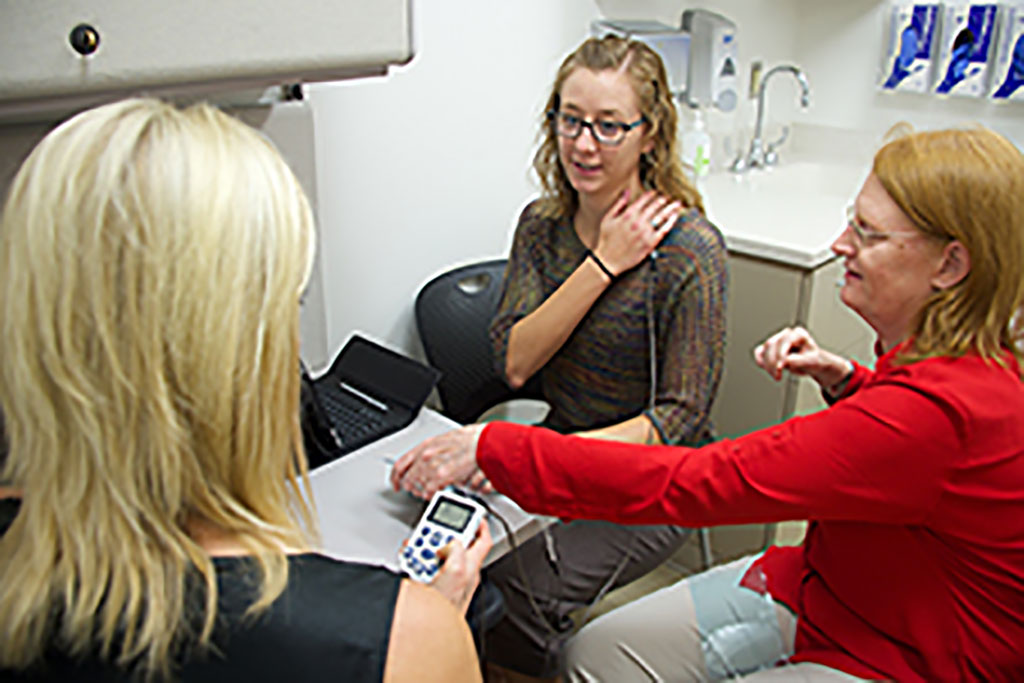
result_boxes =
[301,335,441,469]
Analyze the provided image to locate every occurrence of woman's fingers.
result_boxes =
[643,197,671,225]
[464,522,493,570]
[467,469,491,493]
[652,201,683,232]
[431,541,474,613]
[753,342,768,370]
[630,192,668,227]
[390,437,431,491]
[391,431,458,498]
[754,327,816,380]
[390,425,488,499]
[431,524,493,614]
[596,192,683,273]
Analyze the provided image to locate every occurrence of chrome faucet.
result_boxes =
[732,64,811,172]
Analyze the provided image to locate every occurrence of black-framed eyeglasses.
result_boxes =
[547,110,646,146]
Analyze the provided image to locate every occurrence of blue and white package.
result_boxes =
[991,3,1024,100]
[882,3,941,92]
[934,2,999,97]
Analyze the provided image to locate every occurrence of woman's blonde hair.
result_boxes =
[873,126,1024,365]
[0,98,317,678]
[532,35,703,219]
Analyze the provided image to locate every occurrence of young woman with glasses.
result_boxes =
[396,35,728,682]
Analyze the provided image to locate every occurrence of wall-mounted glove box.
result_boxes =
[879,1,1023,101]
[991,2,1024,99]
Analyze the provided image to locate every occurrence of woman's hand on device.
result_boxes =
[594,190,682,276]
[430,523,493,615]
[390,424,489,500]
[753,326,851,388]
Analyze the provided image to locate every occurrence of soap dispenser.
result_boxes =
[682,9,739,112]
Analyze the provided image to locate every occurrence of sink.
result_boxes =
[701,162,868,269]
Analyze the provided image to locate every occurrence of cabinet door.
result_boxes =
[791,259,876,418]
[711,253,803,439]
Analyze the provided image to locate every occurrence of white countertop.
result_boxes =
[700,161,867,270]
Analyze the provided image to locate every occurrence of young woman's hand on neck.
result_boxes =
[504,185,681,388]
[586,188,681,277]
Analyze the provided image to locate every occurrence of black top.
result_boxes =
[0,499,402,682]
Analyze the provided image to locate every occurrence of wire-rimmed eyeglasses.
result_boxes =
[845,206,921,245]
[547,110,646,146]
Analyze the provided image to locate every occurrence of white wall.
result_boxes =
[307,0,602,369]
[307,0,1024,366]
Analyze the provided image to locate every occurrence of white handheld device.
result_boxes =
[399,487,487,583]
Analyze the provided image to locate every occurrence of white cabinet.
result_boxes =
[701,160,873,439]
[710,252,874,440]
[0,0,413,121]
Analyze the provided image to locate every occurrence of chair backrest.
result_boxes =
[415,259,543,424]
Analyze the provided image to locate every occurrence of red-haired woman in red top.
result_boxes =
[392,126,1024,682]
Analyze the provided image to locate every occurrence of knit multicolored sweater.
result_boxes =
[489,200,728,445]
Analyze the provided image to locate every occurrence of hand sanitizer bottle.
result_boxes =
[681,107,712,181]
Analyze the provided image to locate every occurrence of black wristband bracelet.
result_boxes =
[585,249,616,281]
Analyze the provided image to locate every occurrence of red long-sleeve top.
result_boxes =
[477,346,1024,681]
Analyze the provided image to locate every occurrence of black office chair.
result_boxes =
[415,259,545,425]
[415,259,551,644]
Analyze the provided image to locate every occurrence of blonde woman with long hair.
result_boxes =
[0,98,489,682]
[396,36,728,682]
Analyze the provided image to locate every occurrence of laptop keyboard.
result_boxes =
[320,385,388,445]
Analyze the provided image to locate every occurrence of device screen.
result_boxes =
[427,497,474,531]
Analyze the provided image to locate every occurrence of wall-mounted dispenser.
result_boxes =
[591,10,739,176]
[991,2,1024,100]
[592,11,738,112]
[682,9,739,112]
[934,2,999,97]
[881,3,940,92]
[591,20,691,96]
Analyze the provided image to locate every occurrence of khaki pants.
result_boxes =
[566,555,869,682]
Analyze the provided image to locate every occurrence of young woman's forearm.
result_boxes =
[504,257,611,387]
